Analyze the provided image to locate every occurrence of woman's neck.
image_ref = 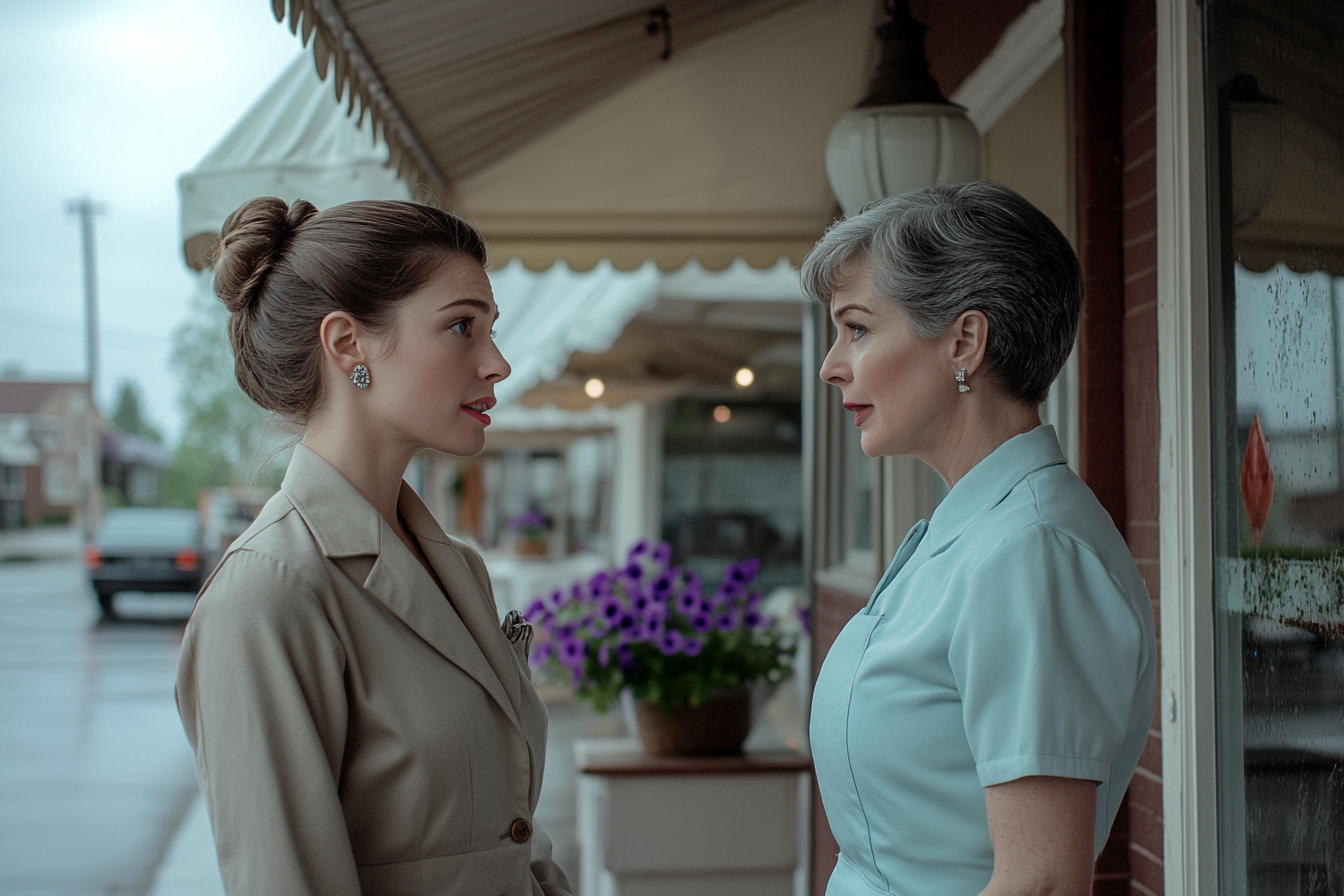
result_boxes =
[300,414,416,528]
[923,395,1042,489]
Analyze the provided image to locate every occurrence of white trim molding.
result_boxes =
[1155,1,1220,893]
[950,0,1064,133]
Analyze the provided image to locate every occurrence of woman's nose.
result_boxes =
[482,341,511,383]
[820,342,848,386]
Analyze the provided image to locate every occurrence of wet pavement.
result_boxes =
[0,542,199,896]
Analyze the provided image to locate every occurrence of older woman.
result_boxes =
[805,181,1154,896]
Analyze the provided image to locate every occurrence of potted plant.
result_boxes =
[525,539,798,755]
[508,509,551,557]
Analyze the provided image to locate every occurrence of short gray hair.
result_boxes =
[800,181,1082,406]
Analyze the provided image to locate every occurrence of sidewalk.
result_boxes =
[0,524,80,562]
[148,796,224,896]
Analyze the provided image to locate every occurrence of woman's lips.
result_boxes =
[843,402,872,426]
[462,396,496,425]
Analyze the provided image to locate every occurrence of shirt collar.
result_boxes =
[924,424,1066,555]
[281,443,384,558]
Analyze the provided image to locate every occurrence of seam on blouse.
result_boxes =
[839,618,892,893]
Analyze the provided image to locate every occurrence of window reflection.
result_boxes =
[1209,0,1344,891]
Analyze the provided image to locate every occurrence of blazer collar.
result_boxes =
[924,424,1067,555]
[281,445,524,735]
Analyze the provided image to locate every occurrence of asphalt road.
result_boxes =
[0,554,199,896]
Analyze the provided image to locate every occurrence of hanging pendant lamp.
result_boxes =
[825,0,980,216]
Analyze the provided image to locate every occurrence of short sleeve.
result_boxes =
[948,524,1145,789]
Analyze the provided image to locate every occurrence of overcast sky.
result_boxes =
[0,0,302,441]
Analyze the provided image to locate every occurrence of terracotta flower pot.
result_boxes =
[634,688,752,756]
[515,535,549,557]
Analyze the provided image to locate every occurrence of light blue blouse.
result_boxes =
[810,426,1155,896]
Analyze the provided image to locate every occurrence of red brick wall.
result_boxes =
[1119,0,1163,893]
[911,0,1034,96]
[1075,0,1163,894]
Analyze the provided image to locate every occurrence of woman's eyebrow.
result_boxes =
[436,298,499,321]
[831,302,871,318]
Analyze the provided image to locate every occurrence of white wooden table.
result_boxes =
[575,738,811,896]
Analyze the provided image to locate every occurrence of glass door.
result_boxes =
[1206,1,1344,892]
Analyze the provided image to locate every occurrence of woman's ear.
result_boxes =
[318,310,367,377]
[949,309,990,375]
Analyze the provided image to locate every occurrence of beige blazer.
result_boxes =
[176,445,572,896]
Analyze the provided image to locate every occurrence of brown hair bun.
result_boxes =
[212,197,319,315]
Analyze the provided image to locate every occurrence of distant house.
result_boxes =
[0,381,100,529]
[102,429,170,507]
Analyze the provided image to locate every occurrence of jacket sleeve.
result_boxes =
[530,822,574,896]
[176,549,359,896]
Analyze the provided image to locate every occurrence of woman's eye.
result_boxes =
[449,318,471,336]
[849,324,868,341]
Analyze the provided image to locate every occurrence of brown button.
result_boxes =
[510,818,532,844]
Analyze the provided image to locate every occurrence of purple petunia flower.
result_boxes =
[558,637,586,668]
[556,621,579,640]
[627,539,650,562]
[616,611,638,632]
[738,557,762,581]
[640,613,665,639]
[524,598,550,623]
[529,641,553,667]
[744,610,763,630]
[719,579,746,600]
[676,589,700,615]
[691,612,714,633]
[570,582,586,603]
[598,643,611,667]
[600,596,624,622]
[651,571,676,598]
[616,645,635,670]
[549,588,566,609]
[631,592,651,613]
[651,541,673,565]
[685,569,703,591]
[682,637,703,657]
[699,598,715,615]
[716,611,740,632]
[623,561,646,582]
[659,629,686,656]
[798,606,812,636]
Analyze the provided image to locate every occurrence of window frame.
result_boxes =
[1155,0,1221,891]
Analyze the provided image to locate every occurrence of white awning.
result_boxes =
[178,54,408,269]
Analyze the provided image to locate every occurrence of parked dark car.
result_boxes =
[85,507,207,618]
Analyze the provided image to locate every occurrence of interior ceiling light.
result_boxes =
[734,367,755,387]
[584,378,606,399]
[713,405,732,423]
[825,0,980,216]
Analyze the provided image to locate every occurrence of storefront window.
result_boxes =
[1207,1,1344,891]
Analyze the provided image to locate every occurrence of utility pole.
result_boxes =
[65,197,106,543]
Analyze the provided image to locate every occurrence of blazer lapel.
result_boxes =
[281,445,523,736]
[398,485,525,719]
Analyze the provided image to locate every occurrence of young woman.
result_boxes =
[176,198,572,896]
[805,181,1155,896]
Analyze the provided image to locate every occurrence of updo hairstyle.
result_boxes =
[801,181,1082,406]
[212,198,487,424]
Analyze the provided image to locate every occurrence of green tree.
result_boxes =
[162,275,289,508]
[109,380,163,442]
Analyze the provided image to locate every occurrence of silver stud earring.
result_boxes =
[956,368,969,393]
[350,364,371,389]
